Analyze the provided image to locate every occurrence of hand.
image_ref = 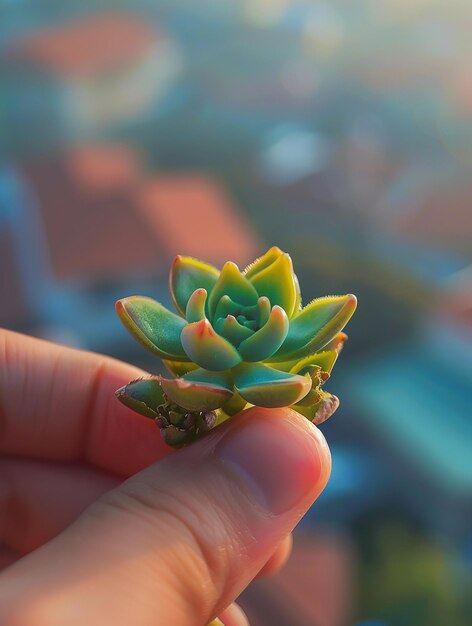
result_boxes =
[0,330,331,626]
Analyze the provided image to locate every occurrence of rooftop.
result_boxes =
[19,150,160,282]
[7,12,159,77]
[16,144,260,283]
[136,174,259,266]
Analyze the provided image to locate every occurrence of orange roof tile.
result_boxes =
[135,174,260,268]
[66,144,142,193]
[18,146,260,283]
[19,150,162,282]
[8,12,158,77]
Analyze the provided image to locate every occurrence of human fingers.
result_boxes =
[257,533,293,578]
[0,458,118,556]
[0,329,169,475]
[0,407,330,626]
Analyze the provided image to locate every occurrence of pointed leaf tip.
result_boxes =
[186,288,208,323]
[170,255,219,316]
[181,319,242,371]
[248,252,299,318]
[214,314,254,346]
[270,293,357,361]
[238,305,289,361]
[115,377,164,419]
[243,246,284,278]
[208,261,258,318]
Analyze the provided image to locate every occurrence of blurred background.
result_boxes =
[0,1,471,624]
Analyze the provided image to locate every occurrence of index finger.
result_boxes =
[0,329,170,476]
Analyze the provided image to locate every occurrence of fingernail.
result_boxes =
[216,411,325,515]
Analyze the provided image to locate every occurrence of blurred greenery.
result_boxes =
[356,522,472,626]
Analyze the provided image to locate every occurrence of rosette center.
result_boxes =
[212,295,272,347]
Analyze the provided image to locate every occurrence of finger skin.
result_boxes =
[257,533,293,578]
[0,331,291,575]
[0,458,118,555]
[0,329,169,475]
[0,407,331,626]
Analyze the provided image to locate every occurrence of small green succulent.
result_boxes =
[115,247,357,446]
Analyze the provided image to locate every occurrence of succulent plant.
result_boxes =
[115,247,357,446]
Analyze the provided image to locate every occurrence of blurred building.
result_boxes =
[1,12,180,154]
[378,168,472,261]
[0,143,259,351]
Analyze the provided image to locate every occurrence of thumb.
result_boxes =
[0,407,331,626]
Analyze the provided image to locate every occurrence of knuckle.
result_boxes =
[94,475,244,613]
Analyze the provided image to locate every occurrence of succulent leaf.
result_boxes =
[293,391,340,425]
[238,305,289,361]
[159,368,233,411]
[293,272,302,314]
[248,253,298,318]
[186,288,208,323]
[115,377,165,418]
[270,294,357,360]
[289,350,339,375]
[256,296,271,327]
[244,246,283,279]
[208,261,258,318]
[163,359,199,377]
[170,256,219,316]
[240,296,271,328]
[213,295,243,321]
[290,365,324,406]
[323,331,348,353]
[181,319,242,370]
[116,297,189,360]
[116,246,357,445]
[233,362,312,407]
[184,368,233,388]
[220,391,248,417]
[214,314,254,346]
